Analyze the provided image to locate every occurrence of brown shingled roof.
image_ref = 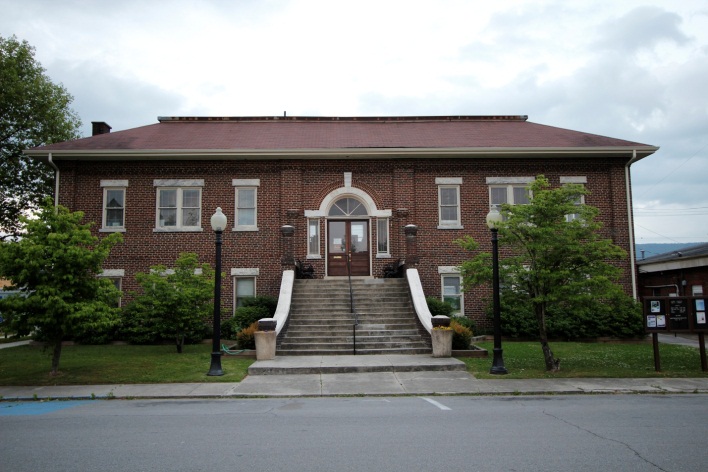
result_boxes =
[25,115,658,159]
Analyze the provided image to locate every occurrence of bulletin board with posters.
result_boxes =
[643,296,708,372]
[644,297,708,333]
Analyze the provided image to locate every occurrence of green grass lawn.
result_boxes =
[464,341,708,379]
[2,341,707,386]
[0,343,254,386]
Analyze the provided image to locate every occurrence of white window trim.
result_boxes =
[233,179,260,231]
[232,271,258,313]
[307,219,321,259]
[488,178,533,212]
[376,217,391,258]
[561,177,587,222]
[153,180,204,232]
[98,269,124,307]
[438,267,463,316]
[100,181,128,233]
[436,178,463,229]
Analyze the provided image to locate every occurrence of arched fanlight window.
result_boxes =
[328,197,368,216]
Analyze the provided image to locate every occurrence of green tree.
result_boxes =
[456,176,632,372]
[125,253,214,353]
[0,35,82,240]
[0,199,123,375]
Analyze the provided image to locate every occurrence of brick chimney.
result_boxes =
[91,122,112,136]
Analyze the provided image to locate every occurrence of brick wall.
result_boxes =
[58,155,636,328]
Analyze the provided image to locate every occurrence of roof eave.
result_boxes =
[25,146,659,162]
[638,256,708,273]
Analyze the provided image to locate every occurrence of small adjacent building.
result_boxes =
[638,243,708,298]
[25,115,658,329]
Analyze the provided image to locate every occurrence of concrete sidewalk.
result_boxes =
[2,352,707,400]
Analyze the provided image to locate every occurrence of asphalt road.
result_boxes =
[1,395,706,471]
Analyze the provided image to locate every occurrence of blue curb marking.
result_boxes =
[0,400,90,416]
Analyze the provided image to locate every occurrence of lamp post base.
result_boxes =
[489,347,508,375]
[207,352,224,376]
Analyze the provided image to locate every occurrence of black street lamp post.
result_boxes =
[486,208,508,375]
[207,207,227,376]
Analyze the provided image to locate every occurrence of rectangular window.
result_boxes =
[99,269,124,307]
[153,180,204,232]
[104,189,125,229]
[436,178,463,229]
[490,185,530,210]
[442,275,463,315]
[100,180,128,232]
[308,219,320,257]
[693,285,704,296]
[157,188,201,230]
[377,218,389,255]
[560,177,587,222]
[565,194,585,222]
[108,277,122,307]
[234,277,256,309]
[233,179,260,231]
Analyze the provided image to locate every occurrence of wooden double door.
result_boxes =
[327,220,370,276]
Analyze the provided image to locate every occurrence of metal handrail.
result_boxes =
[347,252,359,355]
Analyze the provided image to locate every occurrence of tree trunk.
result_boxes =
[535,302,561,372]
[50,340,62,376]
[175,334,183,354]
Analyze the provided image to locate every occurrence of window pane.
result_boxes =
[106,189,124,208]
[237,278,255,297]
[183,189,200,208]
[444,296,461,311]
[238,208,255,226]
[490,187,507,206]
[238,189,255,208]
[513,187,529,204]
[440,187,458,205]
[441,206,458,222]
[182,207,200,226]
[236,277,255,308]
[443,276,461,312]
[160,208,177,227]
[106,208,124,227]
[160,189,177,208]
[377,219,388,253]
[308,219,319,255]
[443,277,460,295]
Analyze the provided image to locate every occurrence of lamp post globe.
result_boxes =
[208,207,227,376]
[486,207,508,375]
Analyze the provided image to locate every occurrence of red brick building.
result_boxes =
[638,243,708,298]
[26,115,658,329]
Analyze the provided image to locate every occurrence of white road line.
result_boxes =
[420,397,451,411]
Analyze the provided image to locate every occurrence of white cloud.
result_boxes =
[1,0,707,243]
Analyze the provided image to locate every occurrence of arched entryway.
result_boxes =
[327,197,370,276]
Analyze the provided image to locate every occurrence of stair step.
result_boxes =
[280,278,431,356]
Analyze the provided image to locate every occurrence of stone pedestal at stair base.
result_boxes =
[254,331,276,360]
[431,329,453,357]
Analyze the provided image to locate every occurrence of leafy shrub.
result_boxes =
[241,296,278,316]
[121,253,214,353]
[71,323,116,345]
[497,287,644,340]
[426,297,454,317]
[451,315,476,334]
[232,306,270,332]
[450,319,472,349]
[236,322,258,350]
[221,316,241,340]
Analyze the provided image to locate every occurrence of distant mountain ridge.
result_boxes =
[635,243,706,260]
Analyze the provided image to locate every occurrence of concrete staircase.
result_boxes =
[277,278,432,356]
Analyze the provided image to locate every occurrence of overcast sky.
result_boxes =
[2,0,707,247]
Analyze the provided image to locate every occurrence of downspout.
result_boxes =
[625,149,641,300]
[47,153,59,207]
